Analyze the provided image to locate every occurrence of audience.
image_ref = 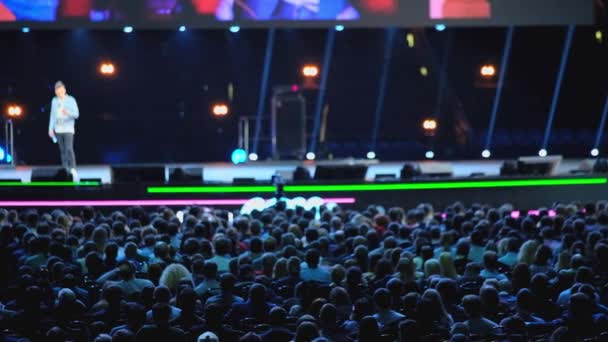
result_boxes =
[0,200,607,341]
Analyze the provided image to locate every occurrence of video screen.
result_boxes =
[0,0,594,27]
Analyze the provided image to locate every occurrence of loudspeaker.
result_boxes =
[500,161,519,176]
[112,165,165,183]
[517,155,562,176]
[272,93,306,159]
[594,158,608,173]
[400,163,421,180]
[293,166,312,182]
[314,165,368,181]
[31,167,73,182]
[168,167,203,183]
[418,162,453,178]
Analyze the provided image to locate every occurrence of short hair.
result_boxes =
[462,294,482,317]
[54,81,65,89]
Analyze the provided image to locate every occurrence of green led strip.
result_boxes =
[0,181,100,187]
[147,178,607,194]
[147,185,275,194]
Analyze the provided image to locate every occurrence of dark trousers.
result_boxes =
[56,133,76,170]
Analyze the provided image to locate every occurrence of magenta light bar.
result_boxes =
[0,197,356,207]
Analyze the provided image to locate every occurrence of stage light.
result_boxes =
[406,33,415,47]
[538,149,547,157]
[179,25,186,32]
[591,148,599,157]
[212,103,229,117]
[366,151,376,159]
[248,153,259,161]
[123,26,133,33]
[231,149,247,165]
[6,154,12,163]
[0,147,4,161]
[302,64,320,78]
[306,152,316,161]
[425,151,435,159]
[420,66,429,77]
[229,25,240,33]
[99,62,116,76]
[480,64,496,78]
[481,149,491,158]
[422,119,437,131]
[596,30,603,44]
[335,25,345,32]
[435,24,446,32]
[6,105,23,118]
[21,27,30,33]
[291,84,299,92]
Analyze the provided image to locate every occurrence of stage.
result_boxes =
[0,159,605,210]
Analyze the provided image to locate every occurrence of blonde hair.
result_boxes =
[439,252,458,279]
[424,259,441,278]
[159,263,192,294]
[517,240,539,265]
[273,258,288,279]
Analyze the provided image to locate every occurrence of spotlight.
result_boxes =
[98,62,116,76]
[334,25,345,32]
[179,25,186,32]
[21,27,30,33]
[596,30,603,44]
[6,105,23,118]
[306,152,316,161]
[366,151,376,159]
[538,149,547,157]
[591,148,599,157]
[231,148,247,165]
[422,119,437,131]
[425,151,435,159]
[480,64,497,78]
[248,153,259,161]
[212,103,229,117]
[6,154,12,163]
[481,149,491,158]
[0,147,4,161]
[406,33,415,48]
[302,64,320,78]
[435,24,446,32]
[419,66,429,77]
[229,25,240,33]
[123,26,134,33]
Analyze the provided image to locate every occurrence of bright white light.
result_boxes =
[248,153,259,161]
[179,25,186,32]
[22,27,30,33]
[435,24,446,32]
[123,26,134,33]
[591,148,599,157]
[335,25,345,32]
[306,152,316,161]
[481,149,491,158]
[425,151,435,159]
[366,151,376,159]
[229,25,240,33]
[538,149,547,157]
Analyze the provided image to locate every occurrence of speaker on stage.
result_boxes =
[31,167,73,182]
[400,163,421,180]
[168,167,203,183]
[314,165,368,181]
[271,92,306,159]
[112,165,165,183]
[517,155,562,176]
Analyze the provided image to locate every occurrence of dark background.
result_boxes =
[0,25,607,165]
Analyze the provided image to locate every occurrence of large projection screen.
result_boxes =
[0,0,595,28]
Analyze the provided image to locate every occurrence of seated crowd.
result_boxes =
[1,200,608,341]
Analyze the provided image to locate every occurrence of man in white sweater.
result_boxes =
[48,81,79,177]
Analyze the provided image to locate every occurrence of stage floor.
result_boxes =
[0,159,592,184]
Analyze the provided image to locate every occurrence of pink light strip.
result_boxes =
[0,197,356,207]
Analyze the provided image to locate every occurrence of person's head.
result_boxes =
[269,306,287,326]
[500,316,526,336]
[153,285,171,304]
[424,259,441,278]
[126,303,146,328]
[517,240,539,265]
[329,286,351,306]
[248,283,266,303]
[305,248,321,268]
[462,294,482,318]
[239,332,261,342]
[151,303,171,325]
[198,331,219,342]
[219,273,237,293]
[287,256,301,276]
[421,288,447,318]
[482,251,499,271]
[94,334,112,342]
[358,316,380,342]
[516,288,534,314]
[159,263,192,294]
[319,303,338,329]
[373,288,391,310]
[55,81,66,98]
[439,252,458,278]
[295,321,319,342]
[436,278,458,305]
[330,264,346,284]
[534,245,553,266]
